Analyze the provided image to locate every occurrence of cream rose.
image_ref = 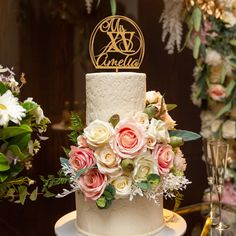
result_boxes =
[95,144,122,177]
[205,49,222,66]
[69,146,95,172]
[84,120,114,148]
[146,91,160,104]
[208,84,226,101]
[222,120,236,139]
[110,118,146,159]
[152,144,175,175]
[222,11,236,27]
[161,112,176,130]
[133,152,158,182]
[78,168,107,200]
[133,112,149,128]
[174,148,187,173]
[148,118,170,144]
[111,175,132,198]
[211,119,223,133]
[146,134,156,149]
[77,135,88,148]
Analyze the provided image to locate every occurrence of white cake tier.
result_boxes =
[75,192,165,236]
[86,72,146,124]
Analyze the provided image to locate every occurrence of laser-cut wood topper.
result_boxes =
[89,15,145,71]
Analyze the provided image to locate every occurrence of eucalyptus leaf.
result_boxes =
[192,7,202,31]
[0,153,10,171]
[109,114,120,127]
[0,124,32,140]
[166,104,177,111]
[193,36,201,59]
[137,181,151,190]
[144,105,157,119]
[76,168,88,178]
[60,157,69,166]
[169,130,201,141]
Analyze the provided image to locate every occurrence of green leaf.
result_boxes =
[105,184,116,196]
[18,185,28,205]
[109,114,120,127]
[0,153,10,171]
[221,65,227,84]
[6,188,16,201]
[9,133,31,149]
[230,39,236,46]
[29,187,38,201]
[166,104,177,111]
[0,173,8,182]
[5,163,24,179]
[8,145,28,160]
[22,101,38,112]
[169,130,201,141]
[144,105,158,119]
[193,36,201,59]
[192,7,202,31]
[103,190,114,201]
[137,181,151,190]
[216,102,232,118]
[43,190,55,198]
[226,79,236,97]
[0,124,32,140]
[110,0,117,15]
[0,82,8,95]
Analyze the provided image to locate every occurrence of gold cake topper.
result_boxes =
[89,15,145,71]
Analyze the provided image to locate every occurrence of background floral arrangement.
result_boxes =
[161,0,236,205]
[56,91,199,209]
[0,65,50,204]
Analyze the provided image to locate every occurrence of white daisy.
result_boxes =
[0,90,26,127]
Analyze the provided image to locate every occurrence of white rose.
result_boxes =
[146,91,162,104]
[205,49,222,66]
[148,118,170,143]
[111,175,132,198]
[95,145,122,177]
[211,119,223,133]
[222,11,236,27]
[222,120,236,139]
[84,120,114,147]
[133,152,158,182]
[133,112,149,128]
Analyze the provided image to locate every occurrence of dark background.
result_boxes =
[0,1,207,235]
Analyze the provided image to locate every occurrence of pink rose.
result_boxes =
[152,144,174,175]
[69,146,95,172]
[78,168,107,200]
[110,118,146,159]
[208,84,226,101]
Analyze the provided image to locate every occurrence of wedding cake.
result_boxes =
[75,72,165,236]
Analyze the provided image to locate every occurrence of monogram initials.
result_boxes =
[89,15,145,70]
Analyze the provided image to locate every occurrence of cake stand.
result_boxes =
[55,209,187,236]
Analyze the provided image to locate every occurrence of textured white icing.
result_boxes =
[76,72,164,236]
[86,72,146,124]
[75,192,164,236]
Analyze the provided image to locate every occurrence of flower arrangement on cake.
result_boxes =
[160,0,236,206]
[0,65,50,204]
[56,90,199,209]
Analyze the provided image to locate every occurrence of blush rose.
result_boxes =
[78,168,107,200]
[110,118,146,159]
[152,144,175,175]
[69,146,95,172]
[208,84,226,101]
